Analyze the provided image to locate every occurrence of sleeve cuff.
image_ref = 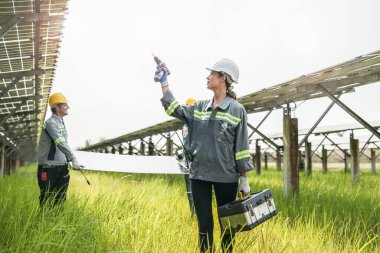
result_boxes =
[160,80,169,87]
[236,158,254,174]
[160,89,175,106]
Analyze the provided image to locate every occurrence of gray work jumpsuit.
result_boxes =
[37,114,76,207]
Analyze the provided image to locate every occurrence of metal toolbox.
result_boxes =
[218,189,277,232]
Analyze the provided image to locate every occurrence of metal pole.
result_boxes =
[140,140,145,155]
[322,145,327,174]
[255,140,261,175]
[350,135,360,182]
[283,107,299,197]
[305,141,312,177]
[276,149,281,171]
[371,149,377,175]
[0,144,4,177]
[264,152,268,170]
[344,149,350,173]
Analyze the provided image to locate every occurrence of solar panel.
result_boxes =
[0,0,68,160]
[75,151,188,174]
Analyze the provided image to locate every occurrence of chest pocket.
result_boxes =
[216,120,236,144]
[58,124,66,135]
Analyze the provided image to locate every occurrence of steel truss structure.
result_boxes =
[0,0,69,176]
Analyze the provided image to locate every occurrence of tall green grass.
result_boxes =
[0,164,379,252]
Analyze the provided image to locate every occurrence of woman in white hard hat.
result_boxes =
[155,58,253,252]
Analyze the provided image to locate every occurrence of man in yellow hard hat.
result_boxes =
[37,93,83,207]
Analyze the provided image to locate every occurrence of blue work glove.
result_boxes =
[154,66,169,87]
[238,175,251,197]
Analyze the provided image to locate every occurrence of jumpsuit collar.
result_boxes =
[52,113,64,124]
[206,96,234,111]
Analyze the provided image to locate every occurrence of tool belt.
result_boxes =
[40,164,68,169]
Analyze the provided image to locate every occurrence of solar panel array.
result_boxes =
[0,0,68,160]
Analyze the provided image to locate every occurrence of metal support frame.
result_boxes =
[6,139,27,157]
[0,15,23,38]
[0,69,45,98]
[327,149,335,159]
[331,149,344,161]
[319,85,380,139]
[359,134,374,157]
[247,122,280,151]
[34,0,41,152]
[0,12,56,23]
[323,134,347,155]
[2,119,37,130]
[0,101,25,127]
[298,95,339,148]
[160,132,181,150]
[312,135,328,156]
[126,142,143,155]
[140,138,165,156]
[248,109,272,138]
[2,110,35,120]
[266,151,275,160]
[0,95,41,105]
[361,152,371,161]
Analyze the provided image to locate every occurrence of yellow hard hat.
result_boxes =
[49,93,68,107]
[186,98,196,106]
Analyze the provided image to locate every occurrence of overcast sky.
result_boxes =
[52,0,380,149]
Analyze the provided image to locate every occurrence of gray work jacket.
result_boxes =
[161,89,253,183]
[38,114,76,166]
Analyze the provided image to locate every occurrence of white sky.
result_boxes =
[52,0,380,149]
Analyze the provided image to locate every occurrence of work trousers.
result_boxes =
[37,164,70,207]
[191,179,238,253]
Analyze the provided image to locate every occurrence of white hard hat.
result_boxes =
[206,58,239,83]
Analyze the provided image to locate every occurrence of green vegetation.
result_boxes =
[0,164,379,252]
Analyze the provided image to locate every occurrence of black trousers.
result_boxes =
[191,179,238,253]
[37,164,70,207]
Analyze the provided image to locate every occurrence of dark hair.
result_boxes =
[217,72,237,100]
[226,80,237,100]
[51,103,62,114]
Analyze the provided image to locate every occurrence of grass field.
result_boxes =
[0,164,379,252]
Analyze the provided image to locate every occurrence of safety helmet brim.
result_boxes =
[205,58,239,83]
